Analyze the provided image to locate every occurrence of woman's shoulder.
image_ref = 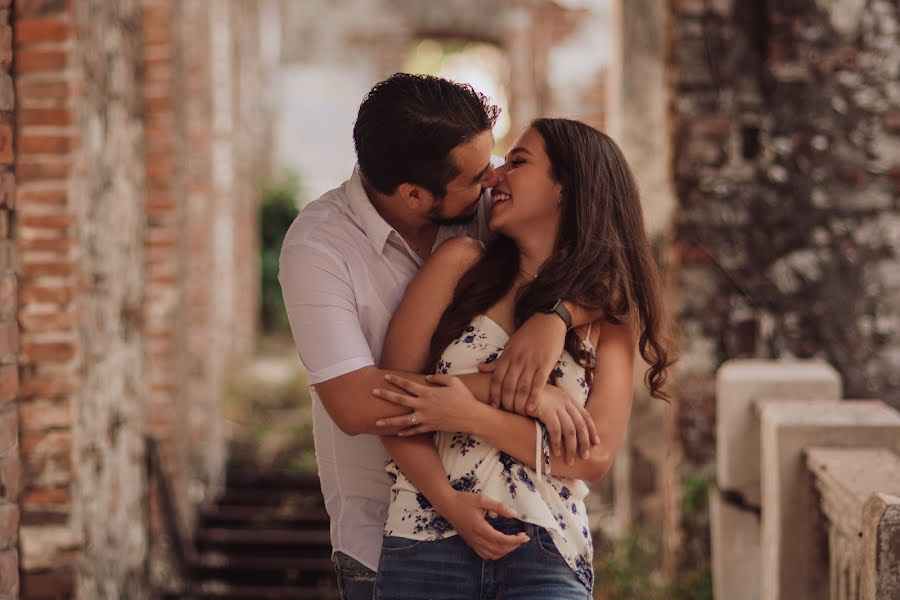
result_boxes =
[430,235,484,275]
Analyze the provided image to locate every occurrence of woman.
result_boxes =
[373,118,672,599]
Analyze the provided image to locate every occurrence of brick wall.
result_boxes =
[4,1,268,596]
[666,0,900,573]
[0,2,17,598]
[14,0,80,595]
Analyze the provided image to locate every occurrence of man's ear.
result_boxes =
[397,183,432,211]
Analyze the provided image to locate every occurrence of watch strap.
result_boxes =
[547,299,573,331]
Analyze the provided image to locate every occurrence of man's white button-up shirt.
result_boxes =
[278,165,492,570]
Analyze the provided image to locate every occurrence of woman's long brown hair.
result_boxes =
[427,118,674,400]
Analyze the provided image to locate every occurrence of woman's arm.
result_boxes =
[380,237,529,558]
[378,319,635,482]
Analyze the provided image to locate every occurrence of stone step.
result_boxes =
[189,553,334,587]
[215,488,325,507]
[199,505,330,529]
[194,527,332,558]
[168,582,339,599]
[225,470,321,491]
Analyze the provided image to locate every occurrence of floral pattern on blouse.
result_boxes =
[384,314,596,591]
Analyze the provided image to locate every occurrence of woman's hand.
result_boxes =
[374,374,485,436]
[479,312,566,413]
[440,491,529,560]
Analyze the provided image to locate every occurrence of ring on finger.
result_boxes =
[410,411,419,426]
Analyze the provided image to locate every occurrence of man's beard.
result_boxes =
[427,195,480,227]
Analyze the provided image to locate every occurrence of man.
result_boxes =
[279,74,598,599]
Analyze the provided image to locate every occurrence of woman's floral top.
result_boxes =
[384,314,595,591]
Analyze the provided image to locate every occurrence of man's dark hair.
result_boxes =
[353,73,501,199]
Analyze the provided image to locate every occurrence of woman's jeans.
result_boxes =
[376,516,591,600]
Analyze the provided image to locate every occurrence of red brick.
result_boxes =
[22,486,68,508]
[0,365,16,406]
[0,548,18,596]
[672,242,714,265]
[18,134,72,154]
[884,110,900,133]
[15,48,67,72]
[20,259,72,278]
[0,456,21,500]
[20,340,75,363]
[19,371,75,398]
[14,18,71,44]
[15,159,70,182]
[19,282,72,304]
[15,78,69,102]
[14,0,70,18]
[17,107,72,127]
[0,322,16,363]
[0,171,12,209]
[19,238,70,253]
[0,409,16,455]
[15,186,67,206]
[21,566,74,598]
[18,213,72,230]
[20,399,69,431]
[0,503,19,545]
[0,24,10,71]
[0,124,12,164]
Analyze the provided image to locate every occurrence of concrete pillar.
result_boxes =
[806,447,900,600]
[757,400,900,600]
[712,360,840,600]
[862,493,900,599]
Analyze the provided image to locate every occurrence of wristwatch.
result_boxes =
[540,299,573,331]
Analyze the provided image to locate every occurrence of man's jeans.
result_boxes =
[334,551,376,600]
[375,516,591,599]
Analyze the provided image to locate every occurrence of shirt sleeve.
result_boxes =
[278,241,375,385]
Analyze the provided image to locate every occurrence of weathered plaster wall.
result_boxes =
[667,0,900,572]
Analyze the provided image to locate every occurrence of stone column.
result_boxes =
[0,3,17,599]
[711,359,841,600]
[758,400,900,600]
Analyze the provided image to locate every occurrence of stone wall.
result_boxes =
[3,1,268,597]
[666,0,900,573]
[0,2,17,598]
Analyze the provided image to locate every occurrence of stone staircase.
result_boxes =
[173,470,340,599]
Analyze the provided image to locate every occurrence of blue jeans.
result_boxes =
[334,551,376,600]
[376,516,591,599]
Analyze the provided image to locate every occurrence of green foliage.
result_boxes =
[681,472,712,514]
[259,171,300,333]
[593,529,662,600]
[224,336,315,473]
[592,527,713,600]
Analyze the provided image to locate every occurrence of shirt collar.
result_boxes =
[345,164,395,254]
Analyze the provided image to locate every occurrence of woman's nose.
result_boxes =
[482,165,500,188]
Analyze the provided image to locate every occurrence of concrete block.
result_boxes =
[717,359,841,506]
[710,487,760,600]
[758,400,900,600]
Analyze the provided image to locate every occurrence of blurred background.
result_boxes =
[0,0,898,598]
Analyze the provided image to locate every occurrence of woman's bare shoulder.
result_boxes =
[430,235,485,275]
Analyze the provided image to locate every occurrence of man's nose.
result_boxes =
[482,165,499,188]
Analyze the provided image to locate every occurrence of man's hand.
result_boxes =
[440,491,529,560]
[373,374,483,436]
[531,385,599,465]
[480,312,566,414]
